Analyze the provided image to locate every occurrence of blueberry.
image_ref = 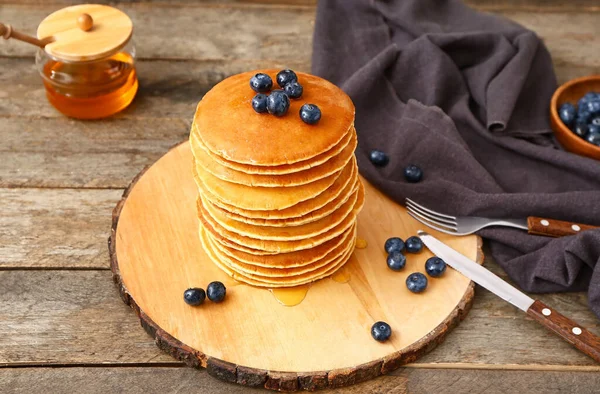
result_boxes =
[299,103,321,124]
[585,99,600,115]
[558,103,576,126]
[249,73,273,93]
[587,132,600,146]
[404,165,423,183]
[577,109,592,124]
[387,251,406,271]
[267,91,290,117]
[369,150,389,167]
[371,321,392,342]
[589,124,600,135]
[384,237,405,254]
[406,272,428,293]
[425,257,447,277]
[284,82,303,99]
[591,117,600,127]
[276,69,298,88]
[405,236,423,253]
[573,122,589,138]
[207,281,226,302]
[183,288,205,306]
[251,93,268,113]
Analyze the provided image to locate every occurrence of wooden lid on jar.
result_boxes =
[37,4,133,62]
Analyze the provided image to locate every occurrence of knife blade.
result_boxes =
[417,230,600,363]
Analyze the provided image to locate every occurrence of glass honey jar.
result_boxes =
[34,4,138,119]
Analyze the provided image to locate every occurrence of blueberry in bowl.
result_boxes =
[550,75,600,160]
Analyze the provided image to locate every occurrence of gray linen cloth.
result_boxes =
[312,0,600,318]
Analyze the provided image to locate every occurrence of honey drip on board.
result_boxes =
[331,265,351,283]
[355,238,368,249]
[42,52,138,119]
[269,285,310,307]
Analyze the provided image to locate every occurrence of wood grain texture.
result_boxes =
[527,300,600,363]
[3,366,600,394]
[110,142,481,389]
[0,188,121,268]
[527,216,599,238]
[1,270,599,368]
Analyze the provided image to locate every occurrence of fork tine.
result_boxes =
[406,198,456,221]
[406,200,457,226]
[406,207,458,231]
[407,212,458,235]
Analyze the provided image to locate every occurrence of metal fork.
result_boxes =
[405,198,529,236]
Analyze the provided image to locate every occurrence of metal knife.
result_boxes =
[418,230,600,363]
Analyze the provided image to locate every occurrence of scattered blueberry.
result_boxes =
[573,122,589,137]
[284,82,303,99]
[183,288,206,306]
[299,103,321,124]
[384,237,405,254]
[425,257,447,277]
[371,321,392,342]
[587,132,600,146]
[251,93,268,113]
[276,69,298,88]
[249,73,273,93]
[369,150,389,167]
[558,103,576,126]
[207,281,227,302]
[404,165,423,183]
[267,90,290,117]
[406,272,428,293]
[387,251,406,271]
[405,236,423,253]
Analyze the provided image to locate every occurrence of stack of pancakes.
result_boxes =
[190,70,364,288]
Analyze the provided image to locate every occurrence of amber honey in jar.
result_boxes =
[35,4,138,119]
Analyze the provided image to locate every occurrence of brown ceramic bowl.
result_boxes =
[550,75,600,160]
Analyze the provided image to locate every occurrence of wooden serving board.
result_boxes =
[110,141,483,391]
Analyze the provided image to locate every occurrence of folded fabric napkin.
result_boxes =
[312,0,600,318]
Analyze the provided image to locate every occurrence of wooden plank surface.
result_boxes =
[0,269,598,368]
[2,366,600,394]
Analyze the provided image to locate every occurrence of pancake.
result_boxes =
[199,225,356,287]
[197,157,357,219]
[192,123,355,175]
[190,131,357,187]
[214,222,354,268]
[197,181,365,253]
[214,176,358,227]
[200,183,360,241]
[192,156,343,211]
[207,224,356,277]
[193,70,355,166]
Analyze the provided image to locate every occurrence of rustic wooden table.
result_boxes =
[1,1,599,393]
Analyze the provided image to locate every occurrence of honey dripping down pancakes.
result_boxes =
[190,69,363,287]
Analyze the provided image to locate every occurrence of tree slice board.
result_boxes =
[110,141,483,391]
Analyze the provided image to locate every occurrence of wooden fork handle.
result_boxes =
[527,300,600,363]
[527,216,598,237]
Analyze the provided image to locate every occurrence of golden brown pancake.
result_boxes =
[190,131,357,187]
[192,157,343,211]
[214,223,354,268]
[197,157,357,219]
[192,123,355,175]
[199,225,356,287]
[193,70,355,166]
[197,181,365,253]
[208,224,356,277]
[200,185,359,241]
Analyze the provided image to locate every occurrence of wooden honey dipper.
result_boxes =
[0,14,95,48]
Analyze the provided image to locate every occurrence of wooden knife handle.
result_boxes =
[527,300,600,363]
[527,216,598,237]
